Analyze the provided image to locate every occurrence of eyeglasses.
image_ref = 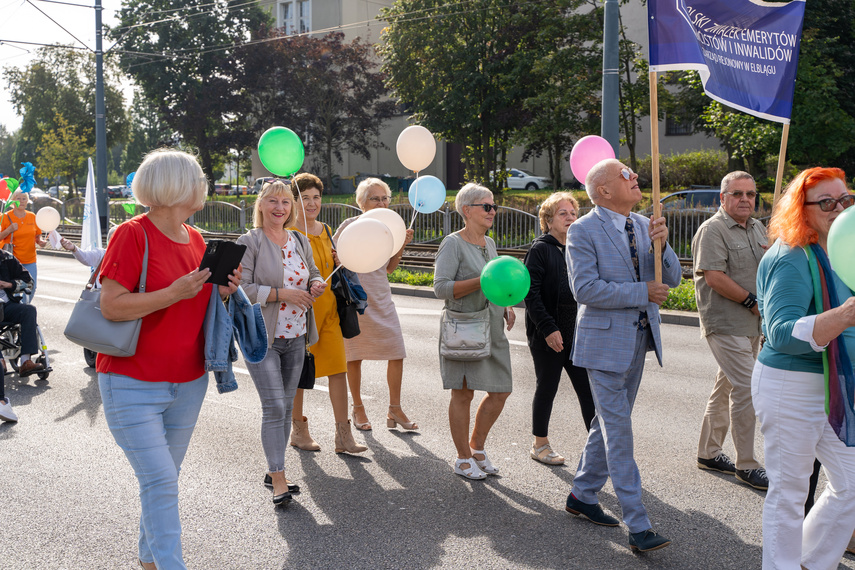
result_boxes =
[470,203,498,213]
[724,190,758,199]
[368,195,391,203]
[613,167,634,181]
[805,194,855,212]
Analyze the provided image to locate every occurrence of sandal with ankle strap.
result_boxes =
[470,448,499,474]
[351,404,372,431]
[454,457,486,480]
[387,404,418,430]
[531,443,566,465]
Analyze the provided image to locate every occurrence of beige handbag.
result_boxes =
[439,305,491,361]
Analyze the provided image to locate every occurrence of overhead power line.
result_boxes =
[25,0,93,51]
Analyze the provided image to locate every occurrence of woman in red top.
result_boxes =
[97,149,240,570]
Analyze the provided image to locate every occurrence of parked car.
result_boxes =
[48,185,70,198]
[106,186,125,199]
[492,168,551,190]
[214,183,235,196]
[659,188,763,211]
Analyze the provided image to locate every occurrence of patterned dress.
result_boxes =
[333,216,407,361]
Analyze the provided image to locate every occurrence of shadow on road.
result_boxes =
[54,366,101,425]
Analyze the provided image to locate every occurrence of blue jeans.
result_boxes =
[22,262,36,304]
[99,372,208,569]
[246,337,304,473]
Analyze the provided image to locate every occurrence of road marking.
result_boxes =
[508,340,527,347]
[397,307,441,316]
[36,294,77,304]
[35,276,89,286]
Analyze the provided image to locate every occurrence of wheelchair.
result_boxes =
[0,308,52,381]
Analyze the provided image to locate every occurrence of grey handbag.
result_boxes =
[439,305,491,361]
[63,229,149,357]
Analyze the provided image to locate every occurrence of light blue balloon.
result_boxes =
[407,175,446,214]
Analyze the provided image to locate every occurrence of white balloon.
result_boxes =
[396,126,436,172]
[337,218,395,274]
[35,206,61,232]
[361,208,407,255]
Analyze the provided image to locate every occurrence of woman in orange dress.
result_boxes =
[0,190,46,302]
[287,173,367,455]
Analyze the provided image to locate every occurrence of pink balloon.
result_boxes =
[569,135,616,184]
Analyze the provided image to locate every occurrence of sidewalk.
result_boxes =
[389,283,700,327]
[41,248,700,327]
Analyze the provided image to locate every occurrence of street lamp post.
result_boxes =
[95,0,108,235]
[601,0,620,157]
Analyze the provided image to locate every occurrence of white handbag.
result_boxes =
[439,306,491,361]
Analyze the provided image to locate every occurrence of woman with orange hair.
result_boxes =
[753,167,855,568]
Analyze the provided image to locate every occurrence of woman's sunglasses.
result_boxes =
[470,203,498,213]
[804,194,855,212]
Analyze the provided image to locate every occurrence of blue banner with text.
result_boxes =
[648,0,806,123]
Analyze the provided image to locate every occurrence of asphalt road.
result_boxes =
[2,254,853,569]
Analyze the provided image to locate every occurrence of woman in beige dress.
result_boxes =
[333,177,417,432]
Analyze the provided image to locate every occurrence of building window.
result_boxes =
[278,1,311,34]
[665,114,693,136]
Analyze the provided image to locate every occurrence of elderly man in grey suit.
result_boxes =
[564,158,682,553]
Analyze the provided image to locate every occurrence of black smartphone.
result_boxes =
[199,240,246,286]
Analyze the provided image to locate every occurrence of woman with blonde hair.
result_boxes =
[434,183,515,479]
[524,192,594,466]
[753,167,855,568]
[287,172,367,454]
[238,179,328,505]
[0,190,46,302]
[98,149,240,569]
[333,177,416,432]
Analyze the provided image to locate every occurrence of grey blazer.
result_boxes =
[236,228,322,347]
[566,206,682,374]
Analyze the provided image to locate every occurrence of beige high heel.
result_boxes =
[387,405,418,430]
[351,404,372,431]
[335,420,368,454]
[290,416,321,451]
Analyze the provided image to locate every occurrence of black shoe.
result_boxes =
[735,468,769,490]
[263,474,300,493]
[565,493,620,526]
[697,453,736,474]
[629,529,671,552]
[272,491,292,506]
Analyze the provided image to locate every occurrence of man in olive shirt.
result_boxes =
[692,171,769,490]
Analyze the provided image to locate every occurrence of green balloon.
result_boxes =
[5,178,19,192]
[257,127,305,177]
[828,203,855,291]
[480,256,531,307]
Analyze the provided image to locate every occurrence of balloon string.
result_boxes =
[323,263,343,283]
[292,173,308,236]
[408,170,420,229]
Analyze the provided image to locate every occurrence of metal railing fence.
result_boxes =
[24,194,765,258]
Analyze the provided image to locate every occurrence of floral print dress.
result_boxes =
[273,233,308,339]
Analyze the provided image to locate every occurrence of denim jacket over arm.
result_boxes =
[203,285,268,394]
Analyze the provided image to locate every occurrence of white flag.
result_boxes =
[81,157,102,252]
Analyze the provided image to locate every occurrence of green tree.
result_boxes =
[37,113,94,194]
[516,1,602,188]
[122,92,174,174]
[380,0,576,191]
[0,126,18,177]
[3,47,127,169]
[109,0,271,191]
[238,31,395,189]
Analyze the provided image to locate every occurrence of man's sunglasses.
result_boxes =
[614,167,634,181]
[724,191,757,199]
[804,194,855,212]
[470,203,498,213]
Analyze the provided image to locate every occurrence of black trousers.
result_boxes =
[2,301,39,356]
[530,344,596,437]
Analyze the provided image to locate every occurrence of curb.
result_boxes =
[38,253,700,328]
[389,284,700,327]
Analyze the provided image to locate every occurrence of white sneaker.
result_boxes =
[0,397,18,422]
